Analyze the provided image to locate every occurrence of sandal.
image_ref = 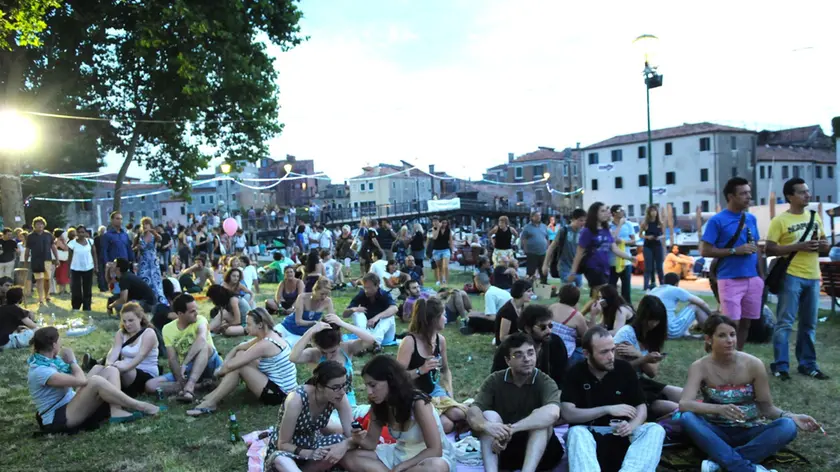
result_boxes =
[176,390,196,403]
[186,407,216,417]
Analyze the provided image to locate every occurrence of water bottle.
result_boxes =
[50,313,57,325]
[228,410,240,443]
[37,314,45,326]
[746,228,754,245]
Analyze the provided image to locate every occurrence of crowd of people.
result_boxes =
[0,175,832,472]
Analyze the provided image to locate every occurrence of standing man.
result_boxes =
[766,178,830,381]
[544,208,586,288]
[101,212,134,265]
[700,177,763,351]
[377,220,396,261]
[562,326,666,471]
[308,223,322,252]
[342,272,397,347]
[318,224,332,255]
[157,224,173,275]
[609,205,636,304]
[520,211,549,285]
[247,206,256,230]
[233,229,247,254]
[0,228,20,278]
[24,217,59,306]
[93,226,108,292]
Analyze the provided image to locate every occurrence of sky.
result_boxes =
[104,0,840,183]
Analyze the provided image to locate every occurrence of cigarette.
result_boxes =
[819,425,827,436]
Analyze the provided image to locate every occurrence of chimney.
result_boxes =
[508,152,515,163]
[286,154,296,163]
[576,142,580,149]
[429,164,435,174]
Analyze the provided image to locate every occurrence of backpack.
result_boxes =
[549,225,568,278]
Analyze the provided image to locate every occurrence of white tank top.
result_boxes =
[120,329,159,376]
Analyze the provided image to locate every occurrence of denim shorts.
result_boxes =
[163,350,223,382]
[432,249,451,262]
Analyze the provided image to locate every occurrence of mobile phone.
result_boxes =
[659,352,668,356]
[351,420,363,431]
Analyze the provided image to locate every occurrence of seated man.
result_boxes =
[179,256,214,293]
[0,276,13,305]
[492,256,518,291]
[562,326,666,472]
[650,272,712,338]
[664,245,696,280]
[401,255,424,286]
[320,250,347,288]
[147,294,223,403]
[491,304,567,388]
[0,286,39,349]
[342,272,397,347]
[107,258,158,314]
[467,333,564,472]
[401,279,429,322]
[461,273,512,335]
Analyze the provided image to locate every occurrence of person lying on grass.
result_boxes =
[289,313,375,433]
[186,308,298,416]
[147,294,222,403]
[28,327,163,434]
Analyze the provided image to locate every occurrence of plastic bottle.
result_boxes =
[229,410,240,443]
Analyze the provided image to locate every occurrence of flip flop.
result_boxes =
[110,411,146,424]
[186,407,216,417]
[176,390,196,403]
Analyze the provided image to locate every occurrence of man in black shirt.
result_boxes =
[492,256,517,291]
[561,326,665,472]
[107,258,158,314]
[377,219,396,261]
[0,276,12,305]
[0,228,19,279]
[157,224,173,275]
[342,272,397,347]
[492,304,567,389]
[24,217,58,305]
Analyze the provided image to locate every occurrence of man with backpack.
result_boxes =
[543,209,586,287]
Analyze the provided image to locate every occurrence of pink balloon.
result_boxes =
[223,217,238,237]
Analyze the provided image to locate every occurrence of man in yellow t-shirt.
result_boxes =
[147,294,222,401]
[765,178,831,381]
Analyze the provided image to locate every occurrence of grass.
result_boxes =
[1,265,839,472]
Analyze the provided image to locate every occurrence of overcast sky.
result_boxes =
[105,0,839,183]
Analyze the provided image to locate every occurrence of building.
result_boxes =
[483,147,582,213]
[258,155,318,208]
[754,125,836,204]
[348,163,436,215]
[582,122,757,220]
[317,183,351,211]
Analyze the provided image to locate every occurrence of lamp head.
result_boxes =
[543,172,551,180]
[220,163,232,174]
[283,163,293,174]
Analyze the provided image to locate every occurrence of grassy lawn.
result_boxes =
[2,265,838,471]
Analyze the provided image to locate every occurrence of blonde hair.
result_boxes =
[313,276,333,293]
[140,217,153,228]
[398,226,409,238]
[413,223,424,233]
[498,215,509,225]
[120,303,151,333]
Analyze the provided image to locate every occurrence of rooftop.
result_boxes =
[486,147,579,171]
[348,163,430,180]
[757,125,833,149]
[756,145,836,164]
[584,122,755,150]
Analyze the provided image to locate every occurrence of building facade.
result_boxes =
[258,155,319,208]
[582,123,757,220]
[348,163,436,214]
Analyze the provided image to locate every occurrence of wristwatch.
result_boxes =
[729,248,736,256]
[415,368,422,376]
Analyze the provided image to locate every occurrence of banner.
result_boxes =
[427,197,461,212]
[652,187,667,196]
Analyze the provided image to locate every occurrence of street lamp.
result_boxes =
[220,163,232,217]
[542,172,550,181]
[634,34,663,207]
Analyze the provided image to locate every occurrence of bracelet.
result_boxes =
[294,446,303,456]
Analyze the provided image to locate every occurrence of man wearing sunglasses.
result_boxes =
[490,304,568,390]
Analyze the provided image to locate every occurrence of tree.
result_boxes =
[76,0,304,212]
[0,0,62,49]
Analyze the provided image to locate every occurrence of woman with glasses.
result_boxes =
[396,297,466,434]
[186,308,297,416]
[264,361,357,472]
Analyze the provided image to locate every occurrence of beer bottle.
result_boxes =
[229,410,240,443]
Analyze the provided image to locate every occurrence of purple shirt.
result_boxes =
[577,227,614,276]
[403,292,430,319]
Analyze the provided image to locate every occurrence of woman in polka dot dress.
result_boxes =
[264,361,356,472]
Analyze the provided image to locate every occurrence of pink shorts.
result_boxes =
[717,276,764,321]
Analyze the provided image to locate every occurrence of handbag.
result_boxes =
[766,210,815,295]
[708,213,746,301]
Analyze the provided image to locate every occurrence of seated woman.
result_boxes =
[289,313,376,432]
[0,286,39,349]
[679,315,822,472]
[614,295,683,420]
[321,250,347,288]
[275,277,334,346]
[266,266,304,316]
[494,279,532,346]
[302,249,326,293]
[207,285,250,337]
[187,308,298,416]
[264,361,356,472]
[222,267,255,307]
[397,297,466,434]
[548,284,590,365]
[440,289,472,325]
[343,355,455,472]
[27,327,162,434]
[104,303,160,397]
[589,283,634,334]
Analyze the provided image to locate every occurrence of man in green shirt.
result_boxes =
[263,251,293,282]
[466,333,564,472]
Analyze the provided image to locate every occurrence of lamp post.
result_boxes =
[220,163,232,217]
[283,163,292,208]
[634,34,663,207]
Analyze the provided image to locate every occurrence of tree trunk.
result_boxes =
[0,154,26,229]
[112,125,141,213]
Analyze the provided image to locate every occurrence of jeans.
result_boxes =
[772,274,820,373]
[609,266,632,304]
[70,269,93,311]
[559,265,583,288]
[643,245,664,289]
[679,412,797,472]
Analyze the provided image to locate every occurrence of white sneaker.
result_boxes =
[755,466,777,472]
[701,460,721,472]
[435,281,440,287]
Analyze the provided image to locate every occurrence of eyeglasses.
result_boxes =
[509,350,536,360]
[536,322,553,331]
[324,383,347,392]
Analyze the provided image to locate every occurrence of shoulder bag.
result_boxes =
[708,213,746,301]
[765,211,815,295]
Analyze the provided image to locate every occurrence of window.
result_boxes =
[515,167,523,180]
[359,184,365,192]
[782,165,789,179]
[760,198,766,205]
[231,193,236,201]
[535,189,544,201]
[106,192,112,198]
[640,204,647,215]
[768,166,773,178]
[392,182,396,189]
[516,191,524,202]
[200,196,206,204]
[615,177,623,189]
[638,174,648,187]
[153,210,159,219]
[591,179,599,190]
[701,201,709,212]
[562,164,568,176]
[368,182,373,190]
[638,146,646,159]
[573,165,577,175]
[829,195,833,203]
[533,165,544,177]
[760,166,765,179]
[793,166,800,178]
[140,196,146,202]
[816,166,823,179]
[816,196,821,202]
[129,211,135,220]
[682,202,690,214]
[628,205,635,217]
[829,166,835,179]
[666,172,676,185]
[731,136,737,150]
[209,195,214,204]
[588,153,599,165]
[664,142,673,156]
[699,137,711,151]
[732,167,737,177]
[162,207,167,216]
[180,206,186,215]
[700,168,709,182]
[611,150,623,162]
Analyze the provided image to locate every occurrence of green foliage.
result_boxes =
[0,0,62,49]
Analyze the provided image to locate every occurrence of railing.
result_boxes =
[321,199,532,224]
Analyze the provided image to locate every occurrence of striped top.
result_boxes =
[259,337,299,394]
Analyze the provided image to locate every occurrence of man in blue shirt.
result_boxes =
[609,205,636,304]
[343,272,397,347]
[521,211,549,284]
[101,212,134,264]
[700,177,764,350]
